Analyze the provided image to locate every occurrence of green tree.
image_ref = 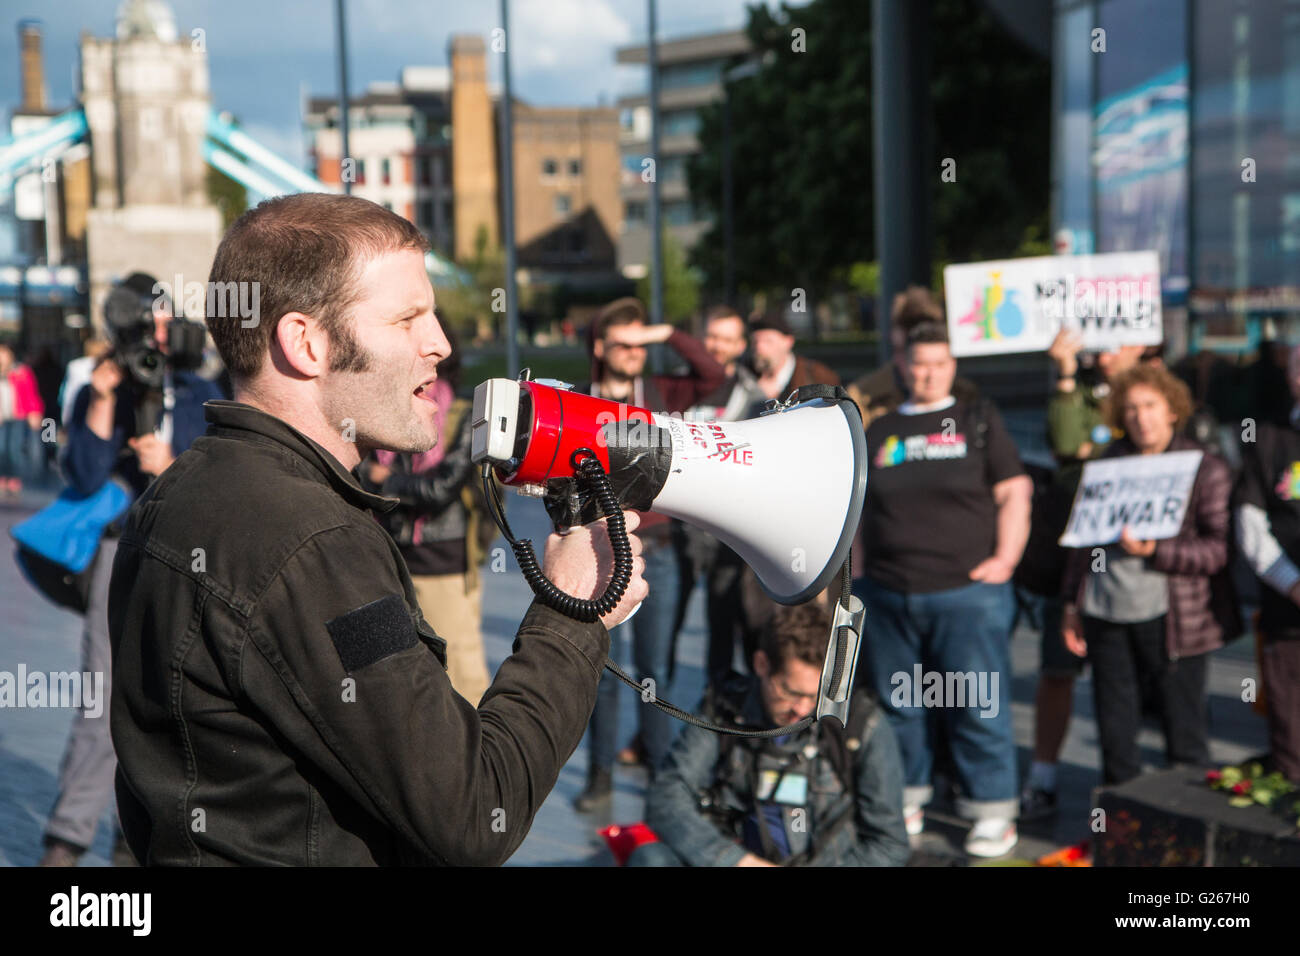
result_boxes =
[688,0,1050,301]
[434,225,506,343]
[636,234,700,323]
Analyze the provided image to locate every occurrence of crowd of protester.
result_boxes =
[15,273,1300,868]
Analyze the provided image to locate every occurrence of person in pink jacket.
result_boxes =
[0,343,44,497]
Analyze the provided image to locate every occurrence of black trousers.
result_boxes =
[1261,635,1300,783]
[705,547,775,683]
[1084,614,1209,785]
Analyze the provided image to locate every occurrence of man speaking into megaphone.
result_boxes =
[106,193,648,866]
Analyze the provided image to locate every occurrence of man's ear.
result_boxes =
[593,338,606,361]
[274,311,329,379]
[753,649,770,679]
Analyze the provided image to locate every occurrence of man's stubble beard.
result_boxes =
[323,337,438,456]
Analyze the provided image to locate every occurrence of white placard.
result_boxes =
[1059,450,1203,548]
[943,251,1163,357]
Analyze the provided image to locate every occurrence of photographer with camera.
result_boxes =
[630,602,909,867]
[40,272,225,867]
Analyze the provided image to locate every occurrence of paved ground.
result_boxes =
[0,440,1272,867]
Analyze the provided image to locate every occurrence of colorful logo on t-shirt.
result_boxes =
[876,435,906,468]
[875,431,968,467]
[957,271,1025,342]
[1276,462,1300,500]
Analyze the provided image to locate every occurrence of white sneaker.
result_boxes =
[964,818,1018,858]
[903,804,925,837]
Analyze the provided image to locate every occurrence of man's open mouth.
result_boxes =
[414,376,438,403]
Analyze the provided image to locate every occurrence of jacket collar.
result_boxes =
[203,400,399,513]
[1109,431,1198,457]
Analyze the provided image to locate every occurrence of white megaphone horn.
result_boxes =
[470,375,867,604]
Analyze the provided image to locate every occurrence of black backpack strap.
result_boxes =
[819,689,879,792]
[785,692,882,866]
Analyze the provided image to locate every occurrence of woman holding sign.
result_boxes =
[1061,365,1239,786]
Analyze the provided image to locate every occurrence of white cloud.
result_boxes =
[509,0,633,95]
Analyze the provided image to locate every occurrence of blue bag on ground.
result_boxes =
[10,481,130,613]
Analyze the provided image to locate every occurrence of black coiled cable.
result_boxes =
[496,449,634,623]
[480,451,813,739]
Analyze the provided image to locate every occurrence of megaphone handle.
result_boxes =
[485,451,635,624]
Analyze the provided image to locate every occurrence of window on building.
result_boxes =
[661,110,701,138]
[418,156,431,186]
[626,201,647,224]
[355,158,366,184]
[542,158,559,177]
[568,158,582,176]
[664,201,695,226]
[381,158,391,185]
[419,200,434,228]
[660,60,723,92]
[660,156,688,183]
[554,194,572,216]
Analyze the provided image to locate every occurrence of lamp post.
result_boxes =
[721,60,760,306]
[647,0,663,323]
[498,0,520,376]
[334,0,351,195]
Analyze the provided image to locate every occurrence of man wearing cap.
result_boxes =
[748,309,840,402]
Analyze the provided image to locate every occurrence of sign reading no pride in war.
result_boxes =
[1060,450,1203,548]
[943,250,1163,357]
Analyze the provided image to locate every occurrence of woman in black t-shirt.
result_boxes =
[856,322,1032,859]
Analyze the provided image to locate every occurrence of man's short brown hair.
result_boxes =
[705,304,744,325]
[206,193,430,381]
[759,601,829,674]
[593,296,648,340]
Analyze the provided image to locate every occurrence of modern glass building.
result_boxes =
[1052,0,1300,356]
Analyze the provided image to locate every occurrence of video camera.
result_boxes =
[102,272,207,392]
[101,272,208,437]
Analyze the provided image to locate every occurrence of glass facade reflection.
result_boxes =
[1053,0,1300,354]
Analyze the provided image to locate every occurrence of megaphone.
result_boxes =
[471,375,867,604]
[471,373,869,727]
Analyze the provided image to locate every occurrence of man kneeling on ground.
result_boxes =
[629,602,910,866]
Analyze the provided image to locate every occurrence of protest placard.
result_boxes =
[1059,450,1203,548]
[943,251,1163,357]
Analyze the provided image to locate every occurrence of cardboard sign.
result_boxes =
[1059,450,1203,548]
[943,251,1163,357]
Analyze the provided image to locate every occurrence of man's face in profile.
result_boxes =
[321,247,451,455]
[704,316,747,370]
[751,329,794,376]
[597,320,648,380]
[754,649,820,727]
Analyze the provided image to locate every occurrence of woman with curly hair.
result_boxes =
[1061,364,1239,784]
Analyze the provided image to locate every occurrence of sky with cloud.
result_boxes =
[1,0,787,167]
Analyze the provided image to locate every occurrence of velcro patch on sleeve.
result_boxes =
[326,594,418,673]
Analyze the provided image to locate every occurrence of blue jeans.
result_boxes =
[589,533,682,776]
[855,577,1018,820]
[0,419,31,480]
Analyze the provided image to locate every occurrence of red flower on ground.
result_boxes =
[1206,770,1222,783]
[1231,781,1252,794]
